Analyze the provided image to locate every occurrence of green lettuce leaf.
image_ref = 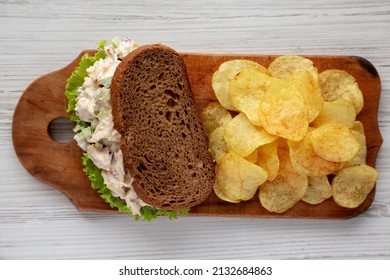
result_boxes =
[65,39,189,221]
[138,204,190,222]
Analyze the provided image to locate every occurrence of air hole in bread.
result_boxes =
[181,132,187,138]
[145,155,152,163]
[136,162,148,173]
[164,89,176,100]
[167,98,176,108]
[165,111,172,122]
[158,72,164,80]
[177,82,183,90]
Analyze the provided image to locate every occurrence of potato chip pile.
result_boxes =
[201,56,378,213]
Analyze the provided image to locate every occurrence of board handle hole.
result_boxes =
[48,117,74,143]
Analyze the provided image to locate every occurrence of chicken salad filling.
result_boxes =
[73,37,147,215]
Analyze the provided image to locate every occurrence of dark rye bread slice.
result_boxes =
[111,44,215,210]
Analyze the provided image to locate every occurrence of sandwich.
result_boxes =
[65,37,215,221]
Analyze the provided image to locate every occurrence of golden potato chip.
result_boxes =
[311,99,356,128]
[268,55,318,79]
[259,79,308,141]
[277,138,289,150]
[288,130,344,176]
[332,165,378,208]
[224,113,278,158]
[208,126,228,163]
[230,68,276,125]
[310,122,360,162]
[256,141,279,181]
[259,149,308,213]
[245,148,258,164]
[200,102,232,137]
[344,131,367,168]
[212,60,268,110]
[318,69,364,114]
[346,123,367,167]
[352,120,365,135]
[278,148,308,187]
[217,152,268,202]
[213,180,240,203]
[286,71,324,122]
[302,176,332,205]
[259,176,298,213]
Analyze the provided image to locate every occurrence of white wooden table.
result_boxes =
[1,0,389,259]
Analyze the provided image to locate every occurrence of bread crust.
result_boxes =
[111,44,215,210]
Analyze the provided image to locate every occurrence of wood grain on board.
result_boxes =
[12,51,382,219]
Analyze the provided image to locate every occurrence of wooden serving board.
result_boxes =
[12,51,382,219]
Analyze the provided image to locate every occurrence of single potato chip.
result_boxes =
[318,69,364,114]
[212,60,268,110]
[302,176,332,205]
[256,141,279,181]
[217,152,268,202]
[332,165,378,208]
[310,122,360,162]
[259,149,308,213]
[224,113,278,158]
[311,99,356,128]
[286,71,324,122]
[288,130,344,176]
[230,68,276,125]
[343,131,367,168]
[200,102,232,137]
[259,176,299,213]
[268,55,318,79]
[208,126,228,163]
[259,79,308,141]
[213,180,240,203]
[352,120,365,135]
